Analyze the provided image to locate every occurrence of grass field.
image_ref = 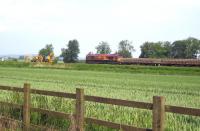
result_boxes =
[0,63,199,130]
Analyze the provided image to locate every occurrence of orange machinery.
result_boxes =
[31,53,54,63]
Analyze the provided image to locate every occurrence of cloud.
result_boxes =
[0,0,200,57]
[1,0,200,33]
[0,25,8,32]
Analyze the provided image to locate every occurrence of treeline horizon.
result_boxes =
[94,37,200,59]
[26,36,200,63]
[140,37,200,59]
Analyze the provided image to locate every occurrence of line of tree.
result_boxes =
[39,39,135,63]
[95,40,135,58]
[38,37,200,64]
[140,37,200,59]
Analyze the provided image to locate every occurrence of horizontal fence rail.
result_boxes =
[31,89,76,99]
[165,105,200,116]
[85,95,153,110]
[0,85,23,92]
[0,84,199,131]
[85,117,152,131]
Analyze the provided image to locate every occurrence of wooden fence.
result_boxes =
[0,83,199,131]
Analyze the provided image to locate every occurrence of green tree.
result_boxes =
[185,37,200,58]
[163,41,172,58]
[53,57,59,64]
[171,37,200,59]
[96,41,111,54]
[117,40,134,58]
[39,44,54,58]
[139,41,171,58]
[171,40,187,58]
[61,39,80,63]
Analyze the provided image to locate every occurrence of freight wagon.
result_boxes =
[86,53,200,66]
[118,58,200,66]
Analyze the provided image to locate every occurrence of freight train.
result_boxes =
[86,53,200,66]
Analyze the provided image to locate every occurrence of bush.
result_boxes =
[53,57,59,64]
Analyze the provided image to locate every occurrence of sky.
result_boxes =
[0,0,200,58]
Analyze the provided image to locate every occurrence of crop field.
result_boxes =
[0,64,199,130]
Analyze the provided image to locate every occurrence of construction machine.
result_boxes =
[31,53,54,63]
[31,55,44,62]
[45,52,54,63]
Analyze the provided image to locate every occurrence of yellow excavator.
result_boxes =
[45,52,54,63]
[31,52,54,63]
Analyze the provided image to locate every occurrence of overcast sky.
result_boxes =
[0,0,200,58]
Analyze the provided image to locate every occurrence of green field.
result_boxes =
[0,63,200,130]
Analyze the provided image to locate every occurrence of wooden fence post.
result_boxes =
[23,83,31,131]
[76,88,85,131]
[152,96,165,131]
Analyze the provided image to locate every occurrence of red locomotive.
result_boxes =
[86,53,122,64]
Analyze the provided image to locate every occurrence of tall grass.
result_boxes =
[0,66,199,130]
[1,61,200,75]
[0,61,30,68]
[34,63,200,76]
